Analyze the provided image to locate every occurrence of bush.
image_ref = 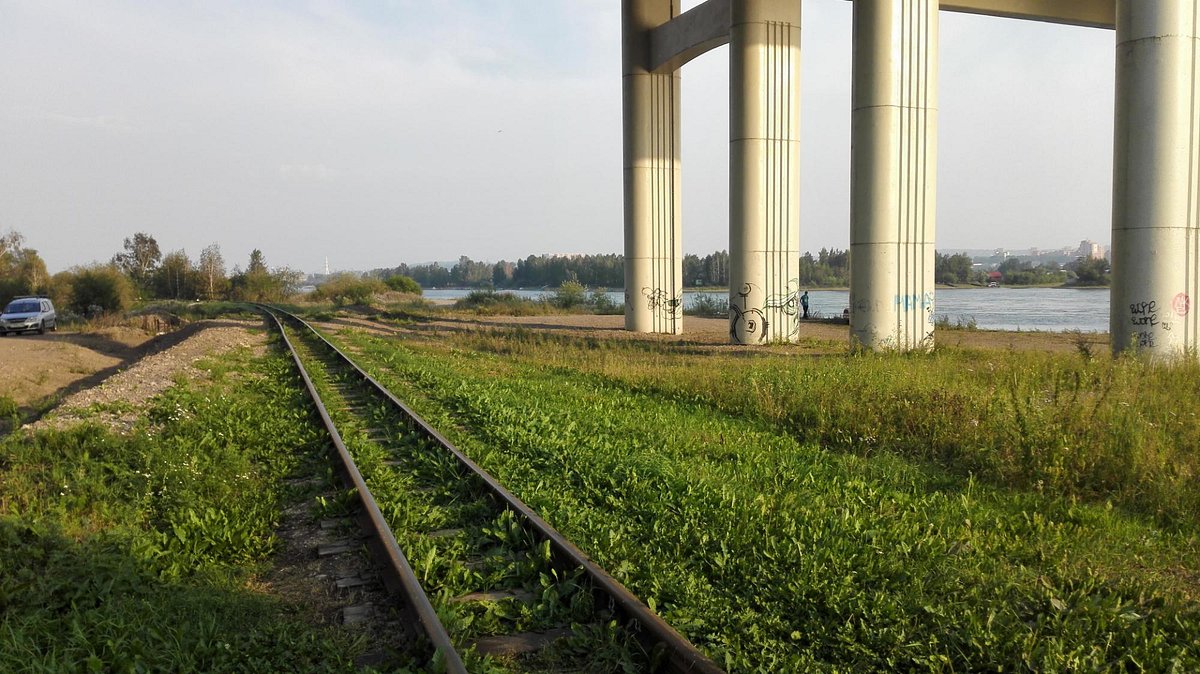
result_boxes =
[309,274,387,306]
[63,265,135,315]
[383,275,422,294]
[1072,257,1110,286]
[588,290,622,315]
[685,293,728,317]
[551,278,587,310]
[454,290,543,316]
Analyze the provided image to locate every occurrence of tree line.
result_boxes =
[373,248,854,289]
[2,227,1113,317]
[935,252,1110,286]
[373,249,1109,290]
[0,229,304,315]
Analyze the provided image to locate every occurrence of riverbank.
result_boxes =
[417,287,1114,333]
[327,310,1107,355]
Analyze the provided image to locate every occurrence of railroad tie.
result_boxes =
[317,541,360,557]
[341,604,374,626]
[462,553,516,571]
[449,589,535,605]
[471,629,576,657]
[335,575,376,590]
[283,477,325,489]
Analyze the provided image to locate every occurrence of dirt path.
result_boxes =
[0,327,155,408]
[27,320,265,433]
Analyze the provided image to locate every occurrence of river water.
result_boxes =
[422,287,1112,333]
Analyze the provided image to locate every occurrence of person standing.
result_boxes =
[800,290,810,319]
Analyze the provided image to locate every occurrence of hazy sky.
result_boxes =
[1,0,1115,274]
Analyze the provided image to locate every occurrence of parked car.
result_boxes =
[0,296,57,335]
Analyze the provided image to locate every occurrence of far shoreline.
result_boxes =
[422,284,1112,293]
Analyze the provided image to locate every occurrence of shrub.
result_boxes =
[551,277,588,310]
[384,275,422,294]
[685,293,728,317]
[309,274,387,306]
[63,265,135,315]
[454,289,543,316]
[587,290,622,315]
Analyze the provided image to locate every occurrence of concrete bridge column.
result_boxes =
[1112,0,1200,358]
[624,0,683,335]
[728,0,802,344]
[850,0,938,352]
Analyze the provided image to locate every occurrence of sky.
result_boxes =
[1,0,1115,274]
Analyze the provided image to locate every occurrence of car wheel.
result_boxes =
[51,321,57,332]
[37,321,45,335]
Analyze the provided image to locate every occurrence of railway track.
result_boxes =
[261,305,723,673]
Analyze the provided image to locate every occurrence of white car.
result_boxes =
[1,297,57,335]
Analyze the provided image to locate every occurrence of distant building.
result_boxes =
[1075,239,1106,260]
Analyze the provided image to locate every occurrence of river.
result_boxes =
[421,287,1112,333]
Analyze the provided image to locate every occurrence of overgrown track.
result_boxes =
[261,306,723,673]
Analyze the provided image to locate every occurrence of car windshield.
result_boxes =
[4,301,41,314]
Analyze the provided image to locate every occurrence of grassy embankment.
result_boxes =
[324,323,1199,672]
[0,341,373,673]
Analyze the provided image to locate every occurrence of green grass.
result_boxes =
[0,345,375,673]
[425,328,1200,531]
[282,324,649,673]
[322,325,1200,672]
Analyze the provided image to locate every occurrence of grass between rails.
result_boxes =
[324,325,1200,672]
[286,324,650,673]
[0,342,373,673]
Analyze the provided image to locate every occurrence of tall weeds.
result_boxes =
[434,328,1200,530]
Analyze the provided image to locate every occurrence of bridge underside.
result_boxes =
[936,1,1113,29]
[624,0,1198,359]
[649,1,1114,73]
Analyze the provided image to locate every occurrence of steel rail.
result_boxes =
[260,306,469,674]
[270,305,725,674]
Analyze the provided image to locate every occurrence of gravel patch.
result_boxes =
[28,320,266,434]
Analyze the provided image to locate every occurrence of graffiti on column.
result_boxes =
[895,292,936,325]
[764,279,801,338]
[1130,300,1161,328]
[730,283,768,344]
[1130,300,1169,349]
[641,287,681,319]
[1173,293,1192,318]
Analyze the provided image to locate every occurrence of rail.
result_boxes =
[261,304,724,673]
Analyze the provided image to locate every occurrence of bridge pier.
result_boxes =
[850,0,938,352]
[1111,0,1200,358]
[623,0,683,335]
[622,0,1200,358]
[728,0,802,344]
